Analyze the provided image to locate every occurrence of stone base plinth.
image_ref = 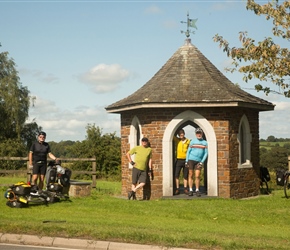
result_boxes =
[69,180,91,197]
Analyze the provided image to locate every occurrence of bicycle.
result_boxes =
[260,166,270,194]
[284,170,290,199]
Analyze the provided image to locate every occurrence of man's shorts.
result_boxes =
[188,160,202,171]
[132,167,147,184]
[174,159,189,179]
[33,162,47,175]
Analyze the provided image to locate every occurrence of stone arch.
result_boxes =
[128,116,143,169]
[129,116,142,146]
[237,114,252,168]
[162,110,218,196]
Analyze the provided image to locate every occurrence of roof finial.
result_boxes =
[180,12,198,38]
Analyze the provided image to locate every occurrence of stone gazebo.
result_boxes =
[106,39,275,199]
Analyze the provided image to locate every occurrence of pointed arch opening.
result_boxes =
[163,110,217,197]
[128,116,142,169]
[238,115,252,168]
[172,121,208,194]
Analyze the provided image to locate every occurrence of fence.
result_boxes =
[0,157,97,188]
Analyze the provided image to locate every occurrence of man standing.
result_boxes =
[29,131,57,191]
[173,129,190,195]
[186,128,208,197]
[126,137,152,200]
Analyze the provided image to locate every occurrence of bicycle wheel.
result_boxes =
[284,173,290,199]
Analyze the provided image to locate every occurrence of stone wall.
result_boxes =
[120,107,260,199]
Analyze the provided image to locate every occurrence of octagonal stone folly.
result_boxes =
[106,39,274,200]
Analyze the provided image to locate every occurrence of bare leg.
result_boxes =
[195,169,201,190]
[39,174,45,190]
[188,169,193,190]
[133,182,145,192]
[175,178,180,190]
[131,184,136,192]
[32,174,38,186]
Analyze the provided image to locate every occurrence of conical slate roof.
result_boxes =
[106,39,274,113]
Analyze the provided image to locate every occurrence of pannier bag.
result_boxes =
[10,181,31,195]
[60,169,72,187]
[4,188,29,208]
[6,200,28,208]
[46,166,57,184]
[260,166,271,182]
[276,169,285,186]
[47,183,63,192]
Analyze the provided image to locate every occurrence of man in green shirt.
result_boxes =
[126,137,152,200]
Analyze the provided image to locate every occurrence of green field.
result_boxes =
[1,176,290,250]
[260,141,290,150]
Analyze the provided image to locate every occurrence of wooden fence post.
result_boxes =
[92,161,96,188]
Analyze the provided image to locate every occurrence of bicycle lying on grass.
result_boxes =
[276,168,290,199]
[283,170,290,199]
[260,166,270,194]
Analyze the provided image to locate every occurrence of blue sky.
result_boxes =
[1,0,289,142]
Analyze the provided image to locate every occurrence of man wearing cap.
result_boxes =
[29,131,58,191]
[126,137,152,200]
[185,128,208,197]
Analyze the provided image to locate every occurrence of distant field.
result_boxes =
[260,141,290,150]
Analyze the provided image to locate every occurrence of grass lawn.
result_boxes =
[0,176,290,250]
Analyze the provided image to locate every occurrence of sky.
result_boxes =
[1,0,290,142]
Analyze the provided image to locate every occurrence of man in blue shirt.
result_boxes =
[185,128,208,197]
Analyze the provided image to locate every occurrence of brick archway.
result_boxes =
[162,110,217,197]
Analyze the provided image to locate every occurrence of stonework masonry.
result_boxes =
[121,107,260,199]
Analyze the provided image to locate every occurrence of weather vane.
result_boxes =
[180,12,198,38]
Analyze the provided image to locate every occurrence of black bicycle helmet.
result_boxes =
[38,131,46,137]
[195,128,203,134]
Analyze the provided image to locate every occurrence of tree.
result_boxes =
[260,146,290,170]
[213,0,290,97]
[0,46,41,154]
[0,50,30,139]
[267,135,276,142]
[67,124,121,179]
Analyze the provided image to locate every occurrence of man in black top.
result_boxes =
[29,131,57,190]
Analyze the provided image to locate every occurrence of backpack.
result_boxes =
[260,166,271,182]
[276,169,285,186]
[10,181,31,195]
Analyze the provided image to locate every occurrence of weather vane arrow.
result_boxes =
[180,12,198,38]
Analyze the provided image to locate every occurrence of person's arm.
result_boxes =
[48,152,57,161]
[200,142,208,163]
[28,151,33,166]
[148,158,152,170]
[186,142,192,162]
[126,151,135,166]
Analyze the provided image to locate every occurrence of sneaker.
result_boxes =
[184,189,189,195]
[132,192,136,200]
[175,189,180,195]
[196,191,201,197]
[128,191,135,200]
[188,191,193,196]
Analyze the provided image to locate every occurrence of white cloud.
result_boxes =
[27,96,120,142]
[259,99,290,139]
[79,63,130,93]
[144,5,162,14]
[19,68,59,84]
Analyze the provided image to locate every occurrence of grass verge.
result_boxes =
[0,176,289,249]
